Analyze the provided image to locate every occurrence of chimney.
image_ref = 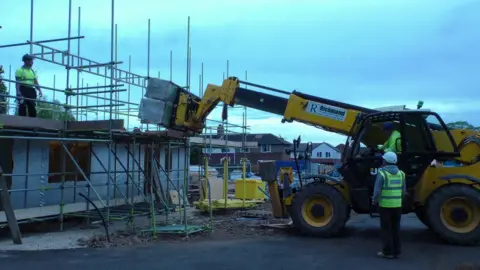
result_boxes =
[217,124,224,135]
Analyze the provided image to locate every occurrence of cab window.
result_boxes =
[423,114,456,153]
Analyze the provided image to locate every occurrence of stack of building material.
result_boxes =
[138,78,182,127]
[189,166,219,185]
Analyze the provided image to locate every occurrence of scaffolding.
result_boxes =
[0,0,236,241]
[189,64,269,212]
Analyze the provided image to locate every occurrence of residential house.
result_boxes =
[288,142,341,164]
[336,143,369,156]
[336,143,346,153]
[201,125,292,172]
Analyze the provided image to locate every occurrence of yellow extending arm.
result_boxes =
[172,76,368,137]
[173,77,240,132]
[193,77,239,122]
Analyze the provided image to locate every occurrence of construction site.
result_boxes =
[0,0,274,250]
[1,1,480,269]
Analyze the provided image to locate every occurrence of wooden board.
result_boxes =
[199,177,225,201]
[0,195,145,223]
[0,115,61,130]
[0,167,22,244]
[66,119,124,131]
[0,115,125,132]
[168,190,186,205]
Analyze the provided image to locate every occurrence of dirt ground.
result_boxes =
[0,202,290,250]
[76,205,291,248]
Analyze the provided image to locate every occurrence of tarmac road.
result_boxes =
[1,214,479,270]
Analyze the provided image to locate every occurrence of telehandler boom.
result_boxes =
[142,76,480,246]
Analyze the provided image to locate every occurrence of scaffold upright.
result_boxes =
[0,0,222,241]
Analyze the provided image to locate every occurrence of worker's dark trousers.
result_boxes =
[18,86,37,117]
[379,206,402,256]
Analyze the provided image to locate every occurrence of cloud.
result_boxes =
[1,0,479,146]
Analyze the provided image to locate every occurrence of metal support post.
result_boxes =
[183,140,189,237]
[0,36,85,49]
[204,156,213,231]
[61,142,106,207]
[108,144,147,197]
[150,142,157,239]
[241,157,247,207]
[90,147,129,202]
[223,157,228,209]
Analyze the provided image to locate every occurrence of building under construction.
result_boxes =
[0,0,258,241]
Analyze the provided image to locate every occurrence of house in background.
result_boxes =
[336,143,347,153]
[289,142,341,165]
[201,124,292,172]
[336,143,369,156]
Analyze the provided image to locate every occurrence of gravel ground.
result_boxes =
[0,218,102,251]
[77,208,289,248]
[0,205,286,250]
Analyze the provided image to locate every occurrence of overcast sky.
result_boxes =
[1,0,479,146]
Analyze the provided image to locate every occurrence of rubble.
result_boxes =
[77,230,150,248]
[77,209,289,248]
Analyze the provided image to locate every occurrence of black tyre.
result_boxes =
[415,206,432,229]
[288,183,349,237]
[426,184,480,246]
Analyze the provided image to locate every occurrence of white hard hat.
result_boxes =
[382,151,397,164]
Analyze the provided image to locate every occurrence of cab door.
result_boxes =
[338,115,385,213]
[398,111,460,189]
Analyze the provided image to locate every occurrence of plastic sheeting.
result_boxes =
[144,78,179,103]
[138,97,173,126]
[138,78,183,127]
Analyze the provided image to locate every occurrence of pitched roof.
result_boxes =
[322,142,339,151]
[289,142,340,152]
[289,143,323,152]
[199,133,291,145]
[336,144,345,152]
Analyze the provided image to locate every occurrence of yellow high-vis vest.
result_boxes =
[15,67,37,87]
[379,169,405,208]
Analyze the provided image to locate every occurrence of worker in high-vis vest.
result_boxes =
[15,54,43,117]
[372,151,406,259]
[378,122,402,153]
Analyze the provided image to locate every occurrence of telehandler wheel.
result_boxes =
[426,184,480,246]
[415,206,432,229]
[288,183,349,237]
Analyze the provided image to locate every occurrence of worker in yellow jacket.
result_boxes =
[15,54,42,117]
[372,151,406,259]
[378,122,402,153]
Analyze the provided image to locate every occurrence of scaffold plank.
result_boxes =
[0,115,62,130]
[0,115,125,132]
[0,195,145,223]
[67,119,124,131]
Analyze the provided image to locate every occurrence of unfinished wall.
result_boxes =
[157,145,188,198]
[8,139,189,211]
[9,140,147,210]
